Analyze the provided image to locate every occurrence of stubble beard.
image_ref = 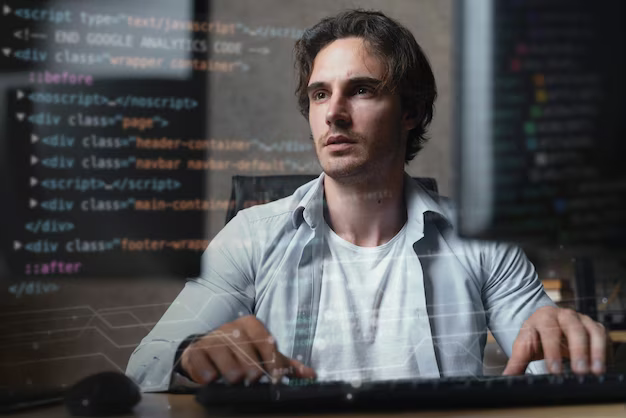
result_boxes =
[313,130,371,182]
[312,128,405,185]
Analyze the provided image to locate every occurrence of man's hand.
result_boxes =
[180,315,316,385]
[503,306,609,376]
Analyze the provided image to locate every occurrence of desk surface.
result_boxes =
[11,394,626,418]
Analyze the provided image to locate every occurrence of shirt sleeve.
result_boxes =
[125,211,257,392]
[481,241,556,374]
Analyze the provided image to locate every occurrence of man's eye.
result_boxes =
[313,91,327,100]
[356,87,372,95]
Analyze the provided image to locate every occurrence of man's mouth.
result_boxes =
[325,135,356,146]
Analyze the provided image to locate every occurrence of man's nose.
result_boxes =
[326,95,351,128]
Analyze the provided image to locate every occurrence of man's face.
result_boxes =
[307,37,416,180]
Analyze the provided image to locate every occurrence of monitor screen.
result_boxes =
[0,0,211,279]
[456,0,626,250]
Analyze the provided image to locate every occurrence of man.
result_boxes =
[126,9,607,391]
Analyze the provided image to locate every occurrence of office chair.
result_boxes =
[225,175,439,224]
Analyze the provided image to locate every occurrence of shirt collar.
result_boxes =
[291,173,325,229]
[292,172,453,233]
[403,172,452,231]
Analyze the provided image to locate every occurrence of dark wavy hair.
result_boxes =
[294,9,437,163]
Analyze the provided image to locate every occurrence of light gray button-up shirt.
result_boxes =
[126,173,555,392]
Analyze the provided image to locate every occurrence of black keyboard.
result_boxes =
[196,374,626,412]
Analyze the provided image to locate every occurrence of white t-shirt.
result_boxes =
[310,220,422,382]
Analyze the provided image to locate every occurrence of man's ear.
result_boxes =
[401,110,419,132]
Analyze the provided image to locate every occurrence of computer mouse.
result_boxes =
[64,371,141,416]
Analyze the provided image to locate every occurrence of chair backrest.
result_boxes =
[225,175,438,224]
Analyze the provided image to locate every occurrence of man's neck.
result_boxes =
[323,170,407,247]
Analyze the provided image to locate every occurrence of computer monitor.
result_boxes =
[0,1,209,279]
[456,0,626,251]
